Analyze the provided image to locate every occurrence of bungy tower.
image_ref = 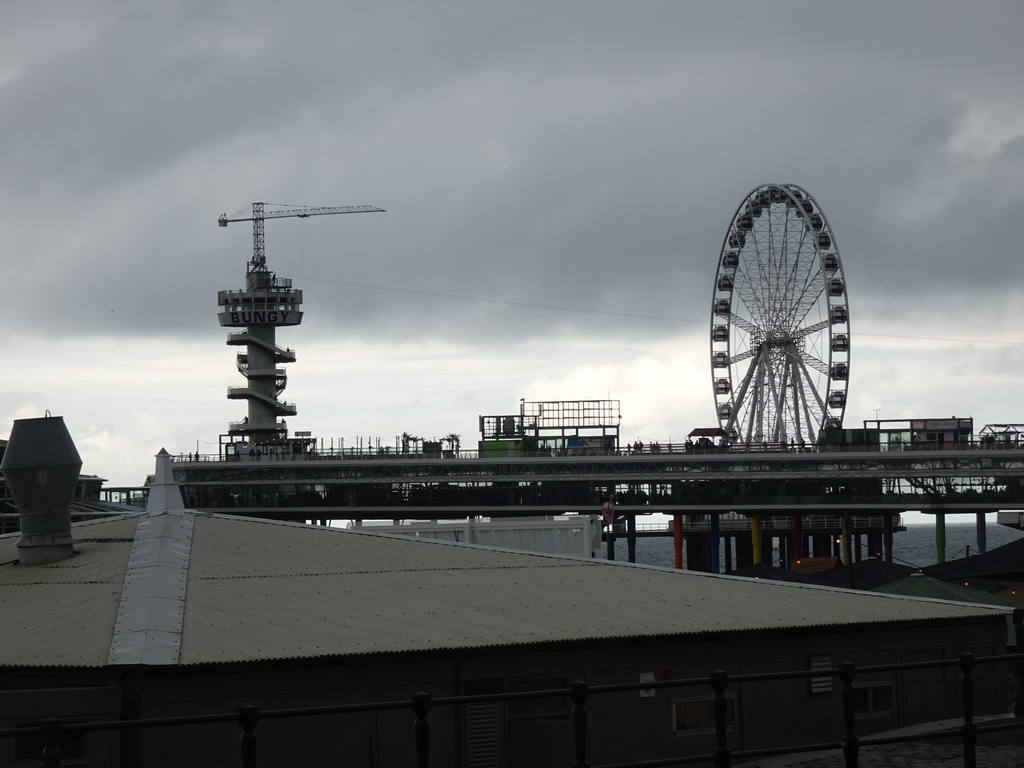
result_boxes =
[217,202,384,447]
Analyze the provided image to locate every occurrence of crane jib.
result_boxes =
[218,205,385,225]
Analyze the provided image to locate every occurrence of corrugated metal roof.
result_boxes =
[0,510,1011,669]
[180,515,1009,665]
[0,515,138,667]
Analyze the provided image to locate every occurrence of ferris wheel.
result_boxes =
[710,184,849,446]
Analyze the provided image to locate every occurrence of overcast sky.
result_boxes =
[2,1,1023,493]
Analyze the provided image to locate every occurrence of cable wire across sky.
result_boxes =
[284,272,1024,347]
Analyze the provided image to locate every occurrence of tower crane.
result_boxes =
[218,202,385,270]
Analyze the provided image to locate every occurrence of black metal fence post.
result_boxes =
[959,653,977,768]
[41,718,62,768]
[570,681,590,768]
[711,670,731,768]
[1014,608,1024,718]
[839,662,859,768]
[412,691,432,768]
[238,704,258,768]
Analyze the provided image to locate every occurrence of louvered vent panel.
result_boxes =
[809,655,833,694]
[466,702,499,768]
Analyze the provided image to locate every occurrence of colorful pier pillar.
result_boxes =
[751,515,763,565]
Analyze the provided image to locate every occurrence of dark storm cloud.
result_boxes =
[1,0,1021,346]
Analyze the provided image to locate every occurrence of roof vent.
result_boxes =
[0,415,82,566]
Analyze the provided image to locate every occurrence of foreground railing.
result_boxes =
[5,638,1023,768]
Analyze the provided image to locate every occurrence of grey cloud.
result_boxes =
[1,0,1021,349]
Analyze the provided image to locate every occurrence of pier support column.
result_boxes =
[626,514,637,563]
[934,512,947,564]
[840,514,853,565]
[686,533,710,572]
[751,515,763,565]
[883,515,894,564]
[673,514,683,569]
[791,514,804,561]
[976,511,987,554]
[710,513,721,574]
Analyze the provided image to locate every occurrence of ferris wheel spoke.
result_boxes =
[792,319,831,339]
[730,348,757,364]
[788,287,822,328]
[786,266,827,319]
[785,345,829,376]
[727,313,760,336]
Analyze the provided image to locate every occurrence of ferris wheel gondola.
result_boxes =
[710,184,849,446]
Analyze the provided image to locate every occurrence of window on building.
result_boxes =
[672,696,736,736]
[14,721,86,766]
[507,678,569,719]
[854,682,894,717]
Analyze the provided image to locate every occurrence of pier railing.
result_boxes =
[172,435,1024,464]
[6,627,1023,768]
[613,514,903,534]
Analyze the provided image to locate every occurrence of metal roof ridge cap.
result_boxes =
[107,509,195,666]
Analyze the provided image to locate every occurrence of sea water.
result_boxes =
[612,521,1024,571]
